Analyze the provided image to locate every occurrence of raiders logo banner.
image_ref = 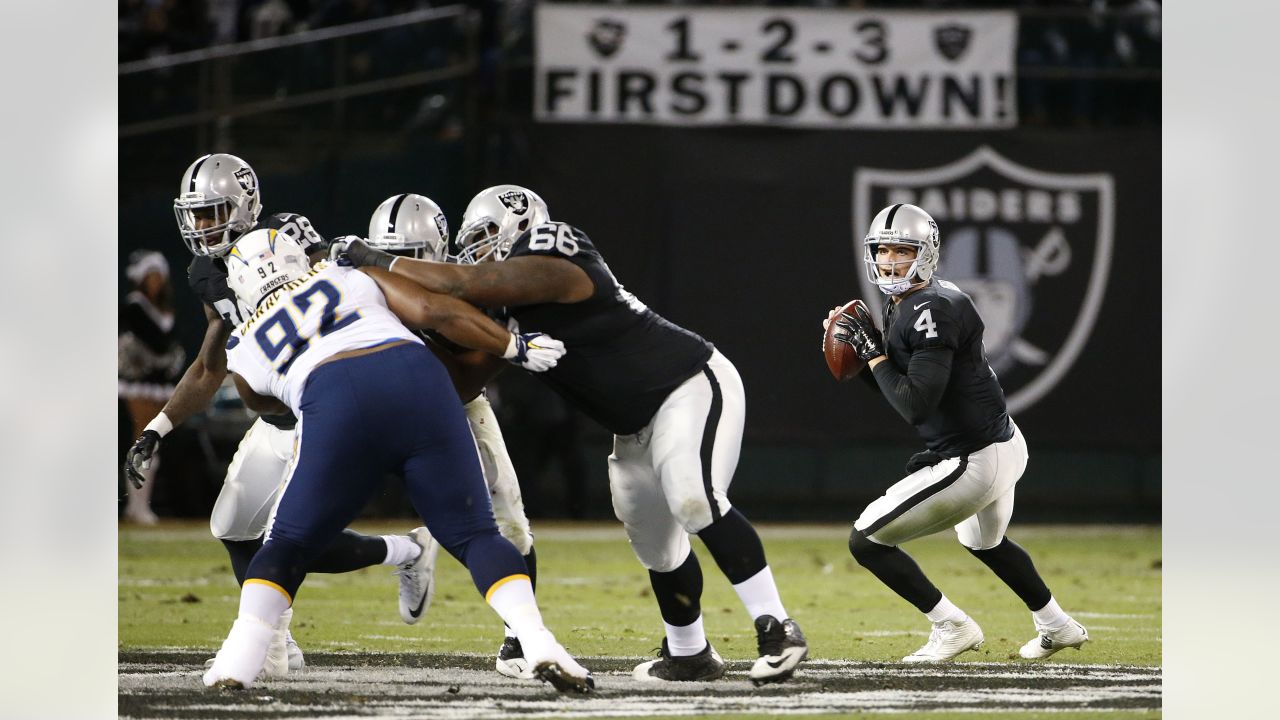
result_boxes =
[854,147,1114,414]
[535,4,1017,128]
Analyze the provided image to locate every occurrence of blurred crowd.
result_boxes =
[121,1,1160,68]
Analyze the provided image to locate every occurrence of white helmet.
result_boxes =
[863,203,941,296]
[174,153,263,257]
[453,184,549,264]
[225,228,310,310]
[367,193,449,261]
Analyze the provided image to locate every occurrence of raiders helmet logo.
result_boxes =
[933,24,972,62]
[234,167,257,196]
[588,19,627,59]
[498,190,529,214]
[854,146,1114,414]
[433,212,448,242]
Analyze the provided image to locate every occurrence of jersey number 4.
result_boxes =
[254,280,360,374]
[528,223,579,256]
[914,309,939,338]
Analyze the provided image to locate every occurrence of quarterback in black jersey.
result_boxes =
[122,154,436,679]
[829,203,1089,662]
[338,185,809,685]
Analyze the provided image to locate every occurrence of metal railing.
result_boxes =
[119,6,478,140]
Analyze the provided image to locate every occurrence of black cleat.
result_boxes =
[495,636,533,679]
[749,615,808,685]
[632,639,727,682]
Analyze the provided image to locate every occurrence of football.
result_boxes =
[823,299,871,381]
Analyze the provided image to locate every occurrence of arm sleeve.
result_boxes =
[870,346,954,425]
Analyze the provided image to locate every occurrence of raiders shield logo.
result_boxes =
[497,190,529,214]
[234,167,257,196]
[853,146,1114,414]
[933,24,972,62]
[433,212,449,246]
[587,18,627,59]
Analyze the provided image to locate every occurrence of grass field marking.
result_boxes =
[1076,613,1156,619]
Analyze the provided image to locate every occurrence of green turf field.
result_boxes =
[119,521,1160,666]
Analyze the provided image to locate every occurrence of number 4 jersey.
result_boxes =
[500,222,714,436]
[225,261,421,415]
[879,278,1012,457]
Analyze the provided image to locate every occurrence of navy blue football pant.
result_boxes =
[244,342,527,602]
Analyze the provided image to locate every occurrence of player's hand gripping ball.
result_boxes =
[822,299,873,381]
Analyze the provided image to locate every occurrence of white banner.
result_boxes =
[534,5,1017,129]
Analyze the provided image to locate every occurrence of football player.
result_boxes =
[122,154,437,677]
[334,185,809,685]
[364,193,540,679]
[204,228,590,693]
[827,202,1089,662]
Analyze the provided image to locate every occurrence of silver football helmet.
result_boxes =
[863,203,941,296]
[224,228,310,310]
[174,153,263,257]
[453,184,549,264]
[367,193,449,261]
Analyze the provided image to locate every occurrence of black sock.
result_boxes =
[696,507,768,585]
[221,537,264,586]
[307,529,389,573]
[848,528,942,613]
[968,537,1052,610]
[524,546,537,594]
[648,550,704,627]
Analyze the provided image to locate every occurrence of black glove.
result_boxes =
[905,449,944,475]
[340,238,396,271]
[833,309,885,363]
[124,430,162,489]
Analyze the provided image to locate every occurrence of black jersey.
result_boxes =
[186,212,322,429]
[499,222,714,435]
[877,278,1013,457]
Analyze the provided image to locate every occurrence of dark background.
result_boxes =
[119,2,1160,523]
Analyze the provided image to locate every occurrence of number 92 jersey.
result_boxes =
[882,278,1012,456]
[188,212,326,326]
[501,222,714,436]
[225,261,421,415]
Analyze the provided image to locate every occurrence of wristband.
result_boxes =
[144,412,174,438]
[502,334,518,359]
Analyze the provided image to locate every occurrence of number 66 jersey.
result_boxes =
[225,261,421,414]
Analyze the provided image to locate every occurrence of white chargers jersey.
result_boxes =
[226,261,422,414]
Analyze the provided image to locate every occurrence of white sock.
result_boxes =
[1031,596,1069,628]
[486,577,544,638]
[731,566,788,622]
[664,615,707,657]
[240,580,292,626]
[381,535,421,566]
[925,594,967,624]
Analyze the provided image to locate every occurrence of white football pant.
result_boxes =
[855,423,1029,551]
[609,350,745,573]
[210,418,296,541]
[465,394,534,555]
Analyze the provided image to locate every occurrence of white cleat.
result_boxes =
[286,630,305,671]
[203,616,275,689]
[1020,619,1089,659]
[397,527,439,625]
[902,617,985,663]
[520,629,595,694]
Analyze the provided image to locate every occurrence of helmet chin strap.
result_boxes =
[875,259,922,296]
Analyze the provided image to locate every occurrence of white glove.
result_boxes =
[503,332,566,372]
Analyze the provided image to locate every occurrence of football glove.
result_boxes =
[833,310,885,363]
[124,430,162,489]
[504,332,566,372]
[905,449,944,475]
[334,237,397,270]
